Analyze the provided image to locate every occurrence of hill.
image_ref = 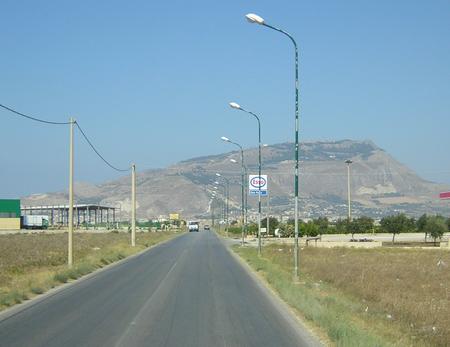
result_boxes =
[22,140,450,220]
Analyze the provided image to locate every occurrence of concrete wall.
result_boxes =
[305,241,383,248]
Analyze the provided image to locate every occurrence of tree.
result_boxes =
[301,221,319,238]
[347,219,360,240]
[247,223,258,235]
[417,213,428,241]
[335,218,349,234]
[343,217,373,239]
[380,214,415,243]
[355,216,374,234]
[283,223,294,238]
[424,216,447,245]
[261,217,279,235]
[314,217,329,236]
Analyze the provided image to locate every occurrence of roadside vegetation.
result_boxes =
[226,213,449,244]
[0,231,178,311]
[234,244,450,346]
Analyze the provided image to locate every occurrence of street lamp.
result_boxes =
[229,102,263,255]
[215,174,230,235]
[231,159,249,239]
[210,194,217,227]
[345,160,353,221]
[262,144,270,237]
[245,13,301,278]
[212,182,225,231]
[221,136,246,246]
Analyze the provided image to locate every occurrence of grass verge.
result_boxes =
[233,244,449,347]
[0,231,179,311]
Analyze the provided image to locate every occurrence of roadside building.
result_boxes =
[0,199,21,230]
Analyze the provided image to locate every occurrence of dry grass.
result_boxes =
[0,231,178,310]
[258,245,450,346]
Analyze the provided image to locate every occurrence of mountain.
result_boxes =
[21,140,450,220]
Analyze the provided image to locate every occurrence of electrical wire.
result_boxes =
[74,122,130,172]
[1,102,131,172]
[0,103,71,125]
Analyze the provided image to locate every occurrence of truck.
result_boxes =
[187,221,199,232]
[22,215,49,229]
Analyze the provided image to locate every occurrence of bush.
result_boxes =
[227,226,242,235]
[247,223,258,235]
[53,272,69,283]
[30,286,44,295]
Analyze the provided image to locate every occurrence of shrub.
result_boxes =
[53,272,69,283]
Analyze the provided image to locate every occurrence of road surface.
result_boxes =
[0,232,320,347]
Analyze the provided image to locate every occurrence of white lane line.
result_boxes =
[114,247,190,347]
[114,260,178,347]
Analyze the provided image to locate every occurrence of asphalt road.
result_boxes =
[0,231,320,347]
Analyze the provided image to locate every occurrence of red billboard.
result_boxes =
[439,191,450,199]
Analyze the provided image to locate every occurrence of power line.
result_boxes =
[75,122,130,172]
[1,102,131,173]
[0,103,71,125]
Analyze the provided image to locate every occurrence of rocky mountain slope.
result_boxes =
[22,140,450,220]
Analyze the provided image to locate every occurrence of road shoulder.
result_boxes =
[218,234,326,347]
[0,232,186,323]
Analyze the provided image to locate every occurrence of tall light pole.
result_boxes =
[231,160,249,238]
[215,173,230,236]
[211,194,216,227]
[222,136,246,246]
[212,186,220,229]
[214,181,228,232]
[345,160,353,221]
[131,163,136,247]
[262,143,270,237]
[68,117,74,267]
[230,158,249,243]
[212,184,225,232]
[245,13,300,278]
[229,102,262,255]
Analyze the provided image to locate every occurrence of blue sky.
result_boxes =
[1,0,449,197]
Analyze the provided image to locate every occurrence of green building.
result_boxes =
[0,199,21,218]
[0,199,21,230]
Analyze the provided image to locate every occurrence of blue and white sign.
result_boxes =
[249,175,268,196]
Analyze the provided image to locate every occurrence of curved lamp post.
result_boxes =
[212,183,225,231]
[229,102,262,255]
[245,13,300,278]
[222,136,246,246]
[215,174,230,235]
[231,159,249,240]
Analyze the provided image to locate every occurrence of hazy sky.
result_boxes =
[1,0,449,197]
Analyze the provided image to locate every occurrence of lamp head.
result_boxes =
[229,102,241,110]
[230,159,237,163]
[221,136,230,142]
[245,13,265,25]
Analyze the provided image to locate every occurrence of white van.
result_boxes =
[187,221,199,232]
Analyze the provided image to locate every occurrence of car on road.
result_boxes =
[188,221,199,232]
[204,224,210,231]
